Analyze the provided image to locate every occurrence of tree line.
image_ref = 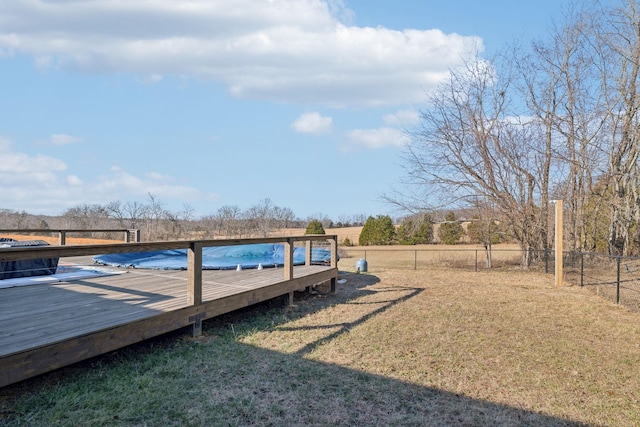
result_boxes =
[358,212,505,247]
[387,0,640,262]
[0,196,368,241]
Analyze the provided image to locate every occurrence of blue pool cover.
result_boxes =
[93,243,333,270]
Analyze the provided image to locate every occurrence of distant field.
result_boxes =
[338,243,524,272]
[274,227,362,244]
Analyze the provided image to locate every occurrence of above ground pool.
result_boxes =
[93,243,333,270]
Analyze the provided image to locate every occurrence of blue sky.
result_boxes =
[0,0,570,220]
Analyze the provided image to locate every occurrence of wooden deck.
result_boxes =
[0,236,338,387]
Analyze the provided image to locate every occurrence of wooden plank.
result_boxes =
[0,264,337,387]
[0,305,207,387]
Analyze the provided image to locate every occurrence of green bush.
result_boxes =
[305,219,325,235]
[439,212,464,245]
[397,214,434,245]
[359,215,395,246]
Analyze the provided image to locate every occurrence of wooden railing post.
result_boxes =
[58,231,66,246]
[187,241,204,336]
[187,241,203,306]
[305,239,312,266]
[284,238,294,304]
[130,229,141,242]
[330,236,337,268]
[330,236,338,293]
[284,238,294,281]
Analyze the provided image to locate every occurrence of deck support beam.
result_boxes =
[285,291,295,306]
[189,313,206,337]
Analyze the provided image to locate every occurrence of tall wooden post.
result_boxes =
[187,242,203,305]
[554,200,563,287]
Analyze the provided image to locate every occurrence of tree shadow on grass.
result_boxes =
[0,271,591,426]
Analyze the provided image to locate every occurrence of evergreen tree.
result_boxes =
[439,211,464,245]
[305,219,325,235]
[414,214,434,244]
[396,219,415,245]
[396,214,433,245]
[359,215,396,245]
[467,216,502,246]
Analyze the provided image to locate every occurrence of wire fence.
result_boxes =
[564,252,640,312]
[339,247,640,313]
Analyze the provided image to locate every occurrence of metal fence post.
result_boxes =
[545,248,549,274]
[580,252,584,287]
[616,256,621,304]
[475,250,478,272]
[414,250,417,270]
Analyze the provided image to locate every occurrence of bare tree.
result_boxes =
[401,56,552,265]
[272,206,296,229]
[62,204,110,235]
[593,0,640,255]
[246,198,276,237]
[514,4,607,252]
[142,193,168,241]
[215,205,243,237]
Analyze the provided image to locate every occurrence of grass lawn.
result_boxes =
[1,267,639,426]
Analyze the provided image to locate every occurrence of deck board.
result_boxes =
[0,263,337,387]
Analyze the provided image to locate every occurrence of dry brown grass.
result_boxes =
[3,239,640,425]
[241,268,640,426]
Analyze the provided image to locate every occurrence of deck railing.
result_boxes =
[0,228,141,244]
[0,234,338,307]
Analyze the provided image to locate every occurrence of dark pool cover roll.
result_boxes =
[0,239,59,279]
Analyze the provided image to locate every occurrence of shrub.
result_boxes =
[397,213,434,245]
[359,215,395,246]
[439,211,464,245]
[305,219,325,235]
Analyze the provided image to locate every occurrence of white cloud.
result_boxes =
[346,127,409,150]
[49,133,83,145]
[139,73,164,84]
[0,141,219,215]
[383,109,420,126]
[0,0,482,107]
[66,175,83,186]
[291,112,333,134]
